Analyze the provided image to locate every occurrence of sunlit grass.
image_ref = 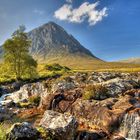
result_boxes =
[0,59,140,84]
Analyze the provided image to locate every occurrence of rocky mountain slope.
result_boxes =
[119,57,140,64]
[28,22,99,62]
[0,72,140,140]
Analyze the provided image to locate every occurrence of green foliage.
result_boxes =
[37,127,47,139]
[18,102,31,108]
[3,25,37,80]
[29,95,41,106]
[45,63,70,72]
[0,122,12,140]
[0,123,7,140]
[37,127,54,140]
[83,84,108,100]
[23,55,38,79]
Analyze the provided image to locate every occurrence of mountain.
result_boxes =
[27,22,100,61]
[0,21,104,69]
[119,57,140,64]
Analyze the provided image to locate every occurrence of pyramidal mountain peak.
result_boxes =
[27,21,99,61]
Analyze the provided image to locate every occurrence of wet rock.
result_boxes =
[6,82,45,103]
[40,110,78,140]
[6,122,40,140]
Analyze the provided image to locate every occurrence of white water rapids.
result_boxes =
[120,112,140,140]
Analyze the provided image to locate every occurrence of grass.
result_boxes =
[40,55,140,71]
[0,58,140,84]
[0,123,7,140]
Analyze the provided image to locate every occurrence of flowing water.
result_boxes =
[120,112,140,140]
[120,91,140,140]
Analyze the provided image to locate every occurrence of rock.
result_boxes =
[73,72,88,83]
[102,77,139,97]
[52,80,76,92]
[0,106,14,122]
[6,122,40,140]
[111,134,126,140]
[69,99,115,130]
[40,110,78,140]
[7,82,45,103]
[87,72,121,84]
[0,86,9,97]
[69,94,135,132]
[124,89,140,97]
[39,87,82,112]
[11,81,22,91]
[75,130,108,140]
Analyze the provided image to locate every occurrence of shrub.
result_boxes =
[37,127,54,140]
[18,102,31,108]
[45,63,70,72]
[83,84,108,100]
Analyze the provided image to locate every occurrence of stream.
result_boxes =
[119,92,140,140]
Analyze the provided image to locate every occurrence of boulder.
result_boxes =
[69,95,134,132]
[39,88,82,112]
[102,77,139,97]
[6,82,45,103]
[6,122,40,140]
[40,110,78,140]
[69,99,115,130]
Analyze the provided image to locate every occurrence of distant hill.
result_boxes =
[119,58,140,65]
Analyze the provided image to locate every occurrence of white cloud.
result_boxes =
[54,4,72,20]
[33,9,45,15]
[54,1,108,26]
[66,0,73,3]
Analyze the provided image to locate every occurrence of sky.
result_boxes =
[0,0,140,61]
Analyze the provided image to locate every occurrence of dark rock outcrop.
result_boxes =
[6,122,40,140]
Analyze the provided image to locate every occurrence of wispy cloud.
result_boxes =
[54,1,108,26]
[33,9,45,15]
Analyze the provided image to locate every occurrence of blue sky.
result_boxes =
[0,0,140,61]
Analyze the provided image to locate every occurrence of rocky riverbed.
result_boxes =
[0,72,140,140]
